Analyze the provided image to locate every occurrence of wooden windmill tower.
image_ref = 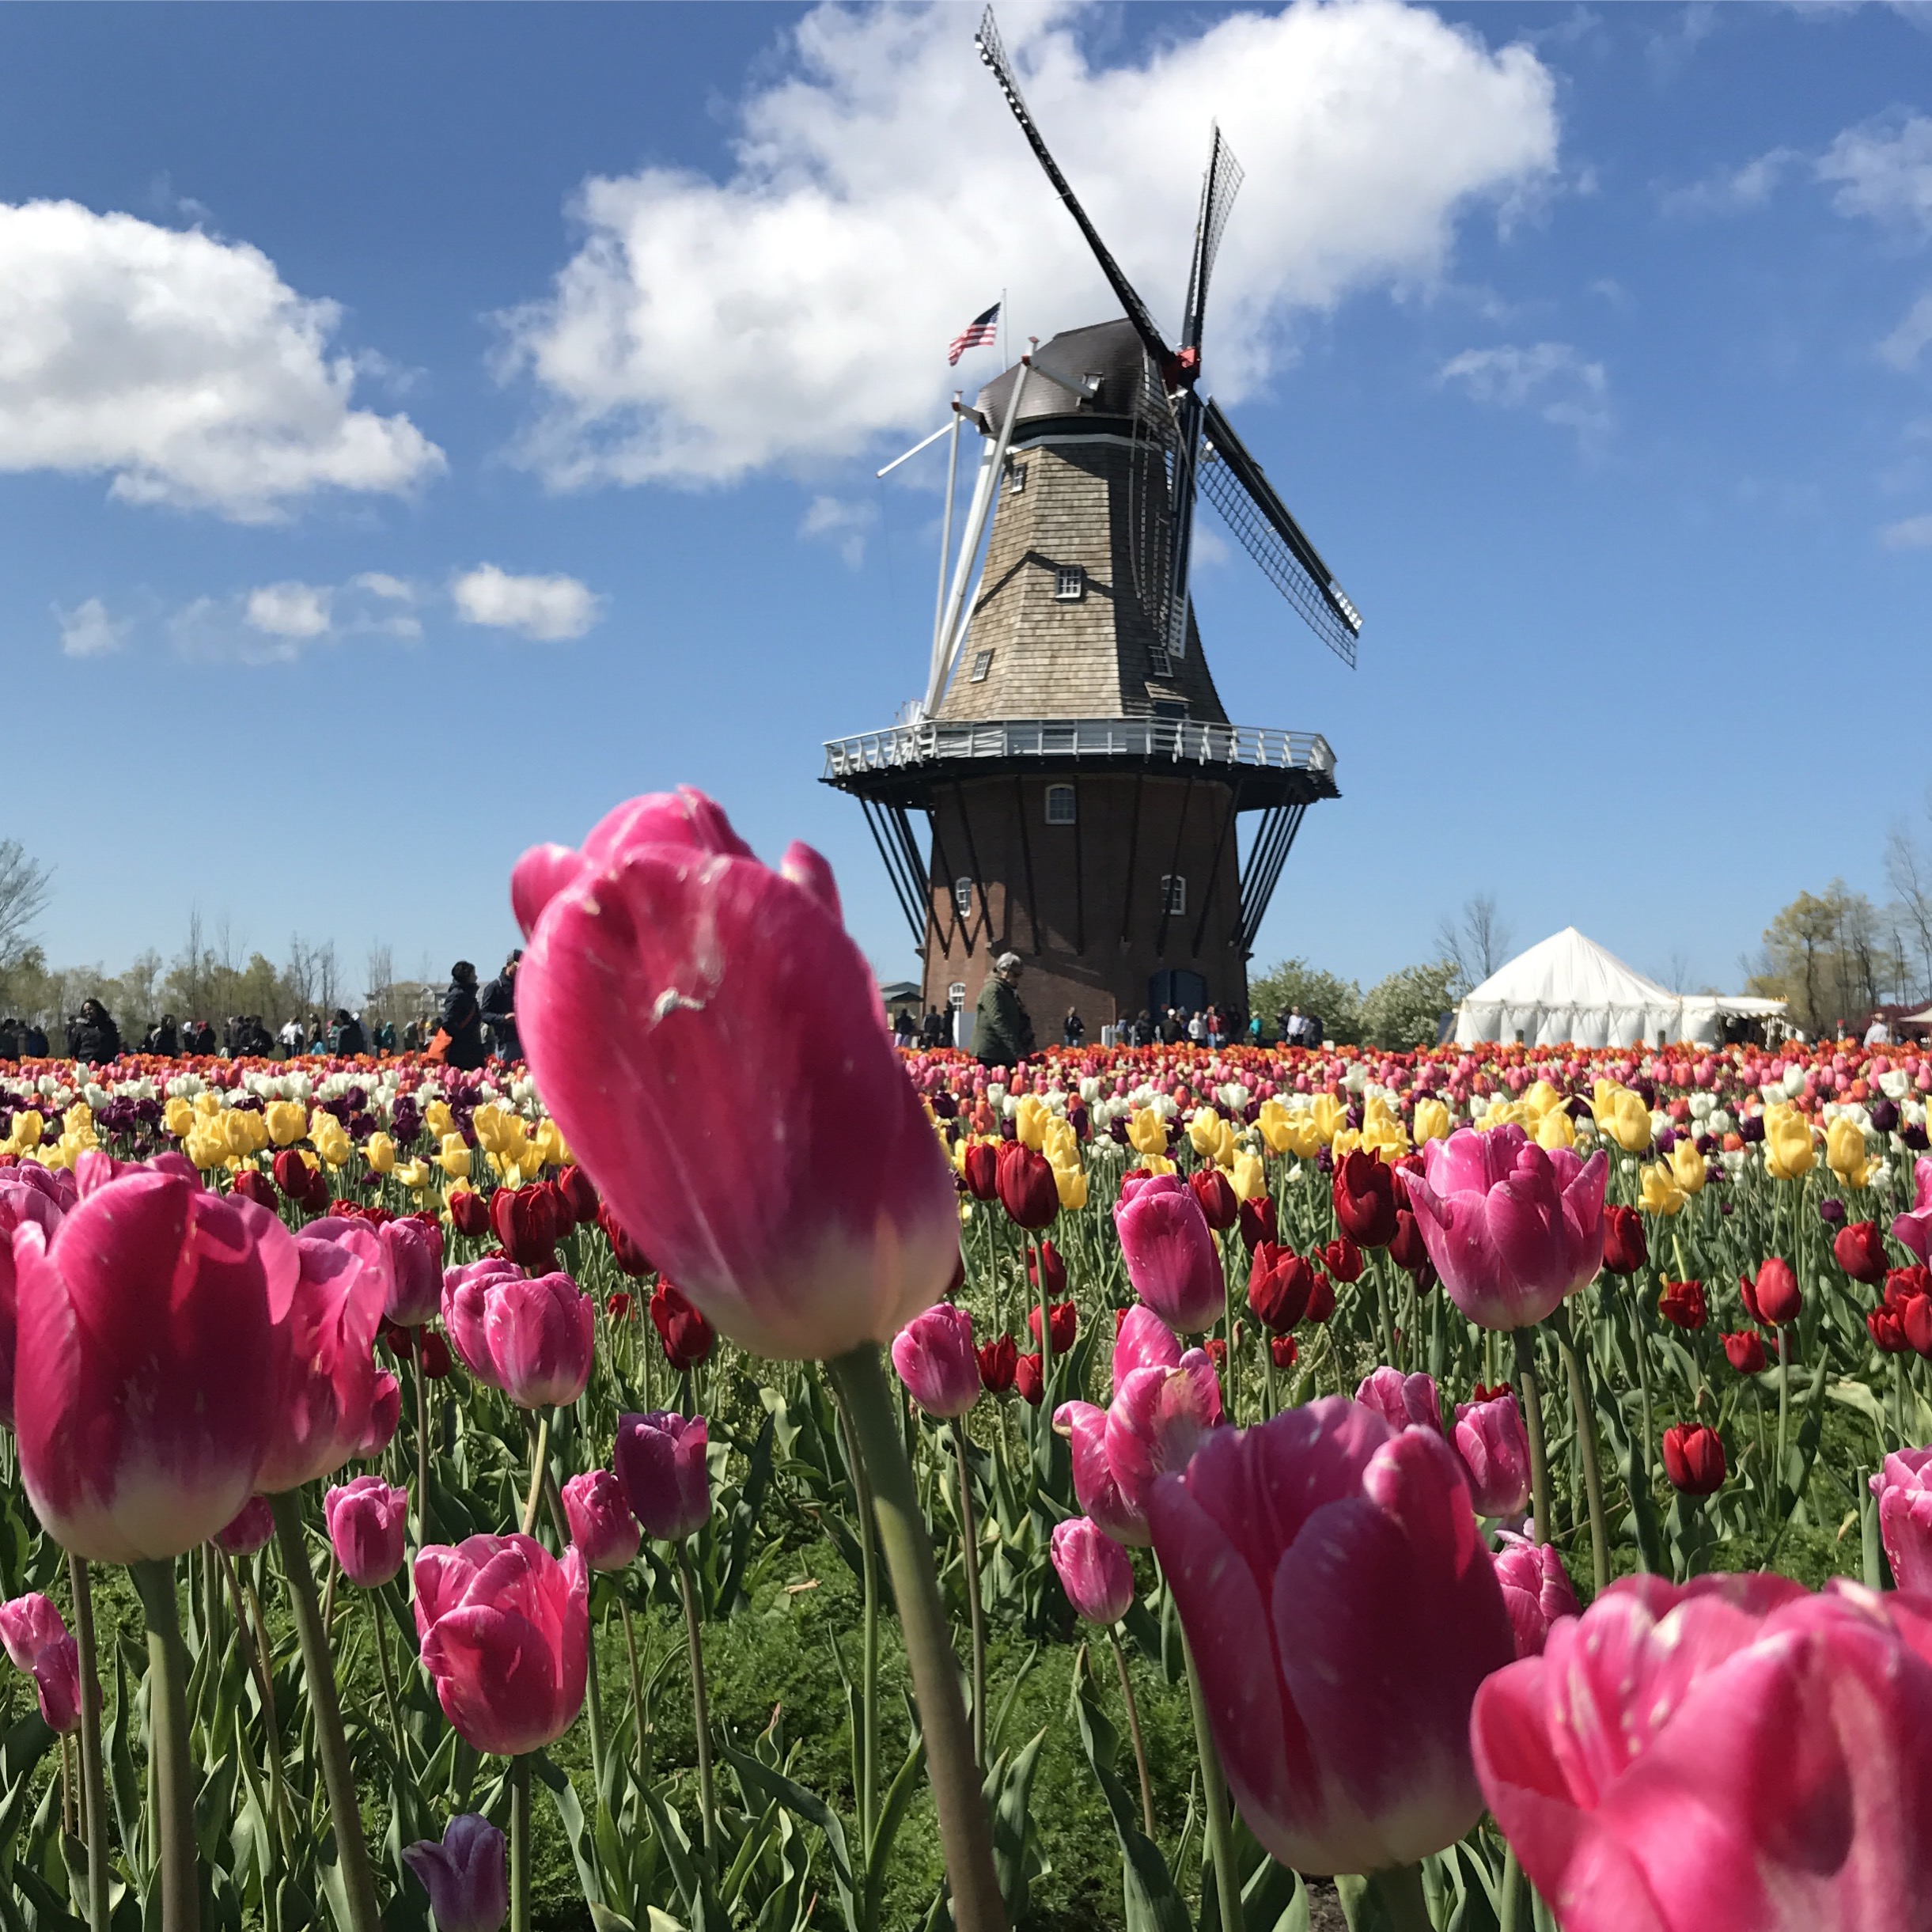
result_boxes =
[824,9,1362,1046]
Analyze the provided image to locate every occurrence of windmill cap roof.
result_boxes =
[972,318,1161,432]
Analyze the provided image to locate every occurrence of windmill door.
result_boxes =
[1149,970,1207,1017]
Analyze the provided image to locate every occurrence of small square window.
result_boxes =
[953,877,974,917]
[1044,783,1076,825]
[1160,874,1188,915]
[1147,646,1172,679]
[1152,699,1188,722]
[1006,460,1027,494]
[1055,565,1085,601]
[969,649,994,683]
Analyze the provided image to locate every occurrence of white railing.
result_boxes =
[824,718,1335,780]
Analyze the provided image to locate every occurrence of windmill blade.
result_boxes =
[1182,126,1243,358]
[975,8,1176,377]
[1199,396,1362,666]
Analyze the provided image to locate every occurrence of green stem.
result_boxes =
[370,1588,405,1770]
[828,1344,1006,1932]
[521,1410,551,1537]
[1106,1625,1156,1843]
[583,1602,608,1798]
[953,1419,987,1771]
[674,1540,717,1854]
[131,1559,198,1932]
[832,1383,880,1848]
[66,1555,110,1932]
[218,1548,293,1857]
[510,1752,532,1932]
[414,1347,434,1544]
[1776,1324,1791,1501]
[1553,1307,1609,1595]
[1499,1843,1525,1932]
[1513,1327,1551,1545]
[1180,1627,1243,1932]
[1362,1865,1431,1932]
[269,1491,382,1932]
[619,1596,647,1790]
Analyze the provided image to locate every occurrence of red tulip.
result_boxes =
[491,1183,560,1274]
[1722,1330,1767,1375]
[1834,1220,1887,1285]
[272,1148,313,1205]
[12,1172,298,1561]
[1332,1148,1399,1248]
[1657,1278,1707,1331]
[1491,1532,1578,1658]
[1270,1334,1298,1369]
[231,1169,278,1214]
[1741,1257,1801,1328]
[1115,1171,1223,1335]
[1386,1208,1430,1275]
[1025,1238,1066,1298]
[1238,1192,1278,1252]
[1026,1299,1077,1354]
[1014,1351,1044,1405]
[995,1142,1059,1231]
[1188,1167,1239,1232]
[976,1334,1017,1394]
[605,1291,634,1320]
[416,1332,451,1381]
[891,1303,980,1419]
[650,1280,714,1373]
[1322,1235,1363,1284]
[597,1201,653,1277]
[1246,1243,1313,1333]
[614,1411,710,1541]
[324,1475,409,1586]
[560,1469,642,1572]
[514,790,960,1359]
[449,1190,490,1239]
[1148,1401,1515,1873]
[961,1141,999,1203]
[1870,1303,1911,1353]
[555,1164,600,1229]
[1601,1203,1648,1275]
[1661,1422,1726,1494]
[415,1533,588,1756]
[1473,1574,1932,1932]
[1051,1517,1135,1626]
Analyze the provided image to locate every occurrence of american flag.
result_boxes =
[947,303,1001,366]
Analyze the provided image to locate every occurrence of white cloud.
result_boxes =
[1661,148,1798,217]
[55,597,129,659]
[172,574,423,664]
[1881,291,1932,369]
[451,565,603,642]
[498,0,1559,487]
[246,581,333,639]
[353,571,416,602]
[0,199,446,521]
[1818,112,1932,233]
[1438,340,1609,443]
[1881,512,1932,549]
[799,494,877,568]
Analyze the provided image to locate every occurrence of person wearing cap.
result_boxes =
[974,953,1035,1069]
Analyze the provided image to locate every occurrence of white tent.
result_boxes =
[1453,927,1784,1049]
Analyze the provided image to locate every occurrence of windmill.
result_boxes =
[824,7,1362,1046]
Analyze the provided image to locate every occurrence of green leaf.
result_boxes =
[861,1730,927,1932]
[722,1744,857,1932]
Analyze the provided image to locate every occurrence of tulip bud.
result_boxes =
[1355,1366,1444,1438]
[1051,1517,1135,1626]
[1601,1204,1648,1276]
[231,1168,278,1213]
[1238,1192,1278,1252]
[1661,1422,1726,1494]
[1115,1171,1224,1335]
[977,1334,1017,1394]
[1026,1299,1078,1354]
[1386,1208,1429,1275]
[1188,1167,1239,1232]
[1014,1352,1044,1405]
[597,1201,653,1277]
[1025,1238,1067,1298]
[380,1216,444,1327]
[614,1411,711,1542]
[324,1474,409,1587]
[1332,1149,1399,1249]
[555,1165,599,1227]
[649,1279,714,1372]
[403,1815,509,1932]
[961,1141,999,1203]
[892,1303,981,1419]
[0,1593,81,1734]
[449,1189,489,1239]
[1721,1329,1767,1375]
[1304,1269,1337,1324]
[1270,1333,1298,1369]
[561,1468,642,1572]
[995,1142,1060,1231]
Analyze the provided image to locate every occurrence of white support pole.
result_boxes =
[929,396,964,685]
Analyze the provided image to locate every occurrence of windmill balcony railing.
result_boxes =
[822,717,1335,781]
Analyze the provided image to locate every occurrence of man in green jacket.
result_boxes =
[975,953,1035,1068]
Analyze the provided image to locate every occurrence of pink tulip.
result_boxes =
[513,789,959,1361]
[0,1593,81,1733]
[1051,1517,1135,1626]
[561,1469,642,1572]
[381,1216,444,1326]
[891,1304,981,1419]
[1105,1349,1224,1516]
[1055,1400,1149,1546]
[1405,1125,1607,1330]
[214,1494,275,1556]
[441,1260,594,1409]
[357,1371,402,1459]
[324,1475,410,1588]
[1354,1366,1444,1437]
[414,1533,588,1756]
[1453,1389,1533,1518]
[256,1223,390,1493]
[441,1257,521,1389]
[0,1593,66,1673]
[1871,1449,1932,1593]
[404,1814,509,1932]
[1147,1398,1515,1875]
[11,1171,298,1561]
[1491,1532,1577,1657]
[614,1411,711,1542]
[1473,1574,1932,1931]
[1892,1156,1932,1267]
[1111,1302,1186,1393]
[1113,1172,1224,1335]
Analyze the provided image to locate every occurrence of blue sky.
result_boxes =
[2,1,1930,1001]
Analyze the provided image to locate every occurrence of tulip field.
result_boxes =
[6,794,1932,1932]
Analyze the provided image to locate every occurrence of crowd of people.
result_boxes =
[0,949,527,1067]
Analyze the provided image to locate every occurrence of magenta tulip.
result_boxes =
[561,1469,642,1572]
[356,1370,402,1459]
[513,789,960,1360]
[324,1475,410,1588]
[403,1814,509,1932]
[441,1256,521,1388]
[1871,1449,1932,1593]
[380,1216,444,1326]
[891,1304,981,1419]
[414,1533,588,1756]
[1473,1574,1932,1931]
[0,1595,79,1734]
[1491,1531,1578,1657]
[11,1170,299,1561]
[1404,1124,1607,1330]
[613,1411,711,1542]
[1147,1398,1515,1875]
[1055,1400,1149,1547]
[1114,1172,1225,1335]
[214,1494,275,1557]
[1354,1366,1444,1438]
[1892,1154,1932,1267]
[441,1260,594,1409]
[1453,1389,1533,1518]
[1051,1517,1135,1626]
[1111,1302,1186,1395]
[256,1222,390,1493]
[1105,1347,1224,1517]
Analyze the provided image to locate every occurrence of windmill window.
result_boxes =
[969,649,994,683]
[1055,565,1085,602]
[1006,460,1027,494]
[948,981,966,1010]
[954,877,974,917]
[1044,783,1076,825]
[1160,874,1188,916]
[1147,646,1173,679]
[1152,699,1188,722]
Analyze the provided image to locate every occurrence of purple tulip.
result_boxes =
[614,1411,711,1542]
[1454,1390,1533,1518]
[403,1813,509,1932]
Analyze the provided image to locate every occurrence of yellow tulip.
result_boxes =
[1591,1081,1653,1154]
[1188,1108,1225,1159]
[1257,1100,1294,1155]
[396,1157,432,1193]
[1825,1114,1873,1188]
[1534,1106,1576,1153]
[185,1125,228,1170]
[366,1132,396,1176]
[1669,1137,1705,1197]
[1521,1080,1563,1123]
[1311,1094,1348,1146]
[1138,1153,1176,1178]
[221,1112,262,1161]
[315,1129,352,1171]
[1332,1127,1361,1161]
[424,1099,455,1141]
[1762,1104,1816,1182]
[12,1109,43,1150]
[1127,1108,1169,1158]
[264,1100,307,1147]
[1230,1151,1267,1202]
[471,1103,517,1156]
[1053,1162,1089,1210]
[1412,1098,1453,1145]
[1639,1162,1685,1217]
[532,1119,569,1169]
[1042,1117,1080,1170]
[163,1095,195,1138]
[193,1090,223,1119]
[1014,1095,1051,1153]
[1282,1112,1322,1160]
[437,1132,472,1180]
[1358,1095,1410,1159]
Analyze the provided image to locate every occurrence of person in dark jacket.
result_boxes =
[17,1019,47,1058]
[331,1009,367,1055]
[479,951,522,1063]
[68,999,121,1065]
[0,1017,17,1061]
[973,953,1035,1069]
[144,1014,180,1056]
[439,964,487,1070]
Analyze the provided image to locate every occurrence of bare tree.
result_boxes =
[1436,893,1513,997]
[365,942,396,1024]
[1661,947,1694,994]
[0,839,53,964]
[1887,822,1932,1002]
